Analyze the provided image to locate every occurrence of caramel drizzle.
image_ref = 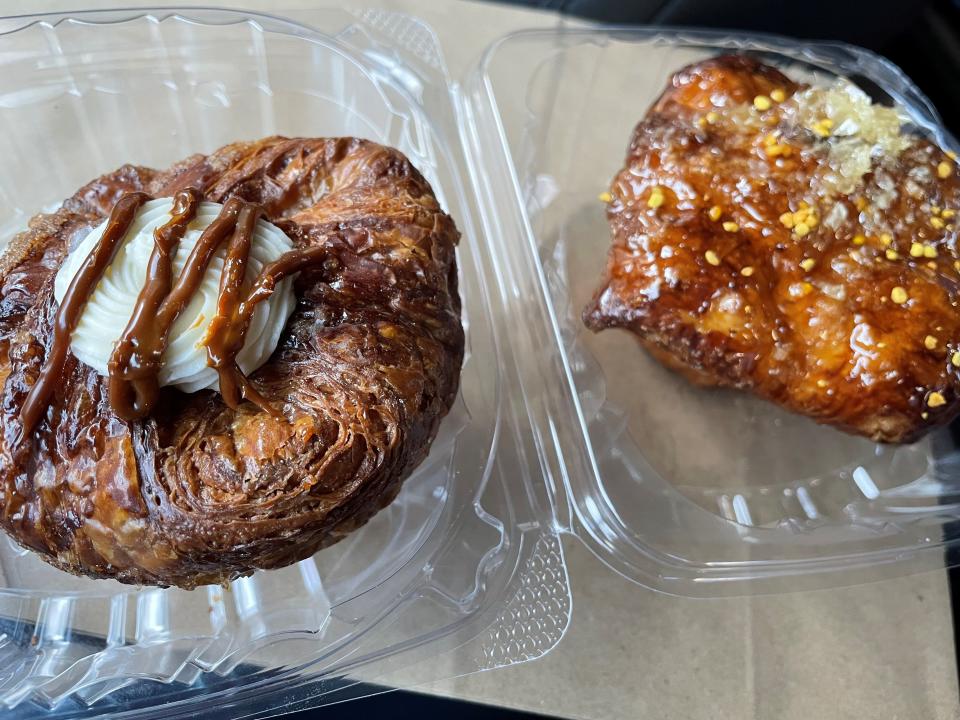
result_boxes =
[108,187,202,420]
[206,237,327,413]
[18,190,327,442]
[18,192,150,445]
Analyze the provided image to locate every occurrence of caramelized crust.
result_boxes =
[0,137,463,587]
[584,56,960,443]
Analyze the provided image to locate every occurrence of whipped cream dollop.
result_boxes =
[54,198,296,394]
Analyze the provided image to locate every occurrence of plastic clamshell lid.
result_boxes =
[458,26,960,596]
[0,7,568,716]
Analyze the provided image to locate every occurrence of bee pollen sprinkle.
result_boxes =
[928,391,947,408]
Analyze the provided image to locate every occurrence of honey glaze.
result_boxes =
[19,190,329,441]
[585,55,960,443]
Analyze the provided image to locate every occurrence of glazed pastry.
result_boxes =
[585,55,960,443]
[0,137,463,588]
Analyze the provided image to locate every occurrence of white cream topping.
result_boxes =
[54,198,296,394]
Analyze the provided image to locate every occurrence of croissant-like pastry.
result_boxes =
[585,56,960,444]
[0,137,463,588]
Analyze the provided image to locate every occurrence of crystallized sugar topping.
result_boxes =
[784,80,914,196]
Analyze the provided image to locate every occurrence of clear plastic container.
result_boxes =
[460,27,960,597]
[0,5,958,717]
[0,8,568,717]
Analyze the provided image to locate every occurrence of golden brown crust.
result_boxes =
[584,56,960,443]
[0,136,463,588]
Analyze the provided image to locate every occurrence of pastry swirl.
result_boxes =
[0,136,463,588]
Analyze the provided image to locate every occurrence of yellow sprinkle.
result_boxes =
[931,216,945,230]
[928,391,947,408]
[816,378,828,388]
[955,260,960,273]
[794,222,811,237]
[740,266,755,277]
[925,335,939,350]
[910,242,924,258]
[696,116,708,128]
[779,212,795,229]
[770,88,786,103]
[885,249,899,260]
[852,234,866,246]
[928,261,939,270]
[938,161,953,179]
[753,95,772,111]
[801,282,814,295]
[891,286,909,304]
[932,206,942,215]
[706,111,719,124]
[708,205,723,221]
[765,143,791,158]
[855,197,868,211]
[811,120,832,138]
[952,351,960,367]
[948,150,958,160]
[880,233,893,246]
[763,133,778,146]
[647,188,665,209]
[800,258,816,272]
[722,221,739,232]
[598,191,612,203]
[924,244,938,258]
[705,250,721,266]
[942,209,956,219]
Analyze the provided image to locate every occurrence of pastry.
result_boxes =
[585,55,960,443]
[0,136,463,588]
